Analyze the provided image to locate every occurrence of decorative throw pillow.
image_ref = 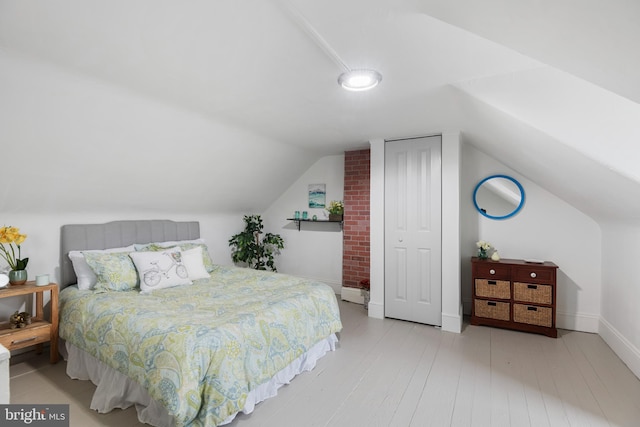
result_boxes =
[84,251,139,292]
[69,245,136,290]
[129,248,193,293]
[175,243,215,273]
[136,239,215,273]
[180,246,210,280]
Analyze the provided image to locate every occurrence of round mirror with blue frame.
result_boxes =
[473,174,525,220]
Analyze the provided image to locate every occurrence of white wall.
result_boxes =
[600,224,640,378]
[0,50,316,215]
[462,144,601,332]
[262,155,345,293]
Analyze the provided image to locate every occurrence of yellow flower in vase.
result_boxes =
[0,226,29,271]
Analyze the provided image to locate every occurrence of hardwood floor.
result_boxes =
[9,299,640,426]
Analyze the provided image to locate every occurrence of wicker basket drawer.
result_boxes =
[474,300,510,321]
[475,279,511,299]
[513,304,552,327]
[513,282,552,304]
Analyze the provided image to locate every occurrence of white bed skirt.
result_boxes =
[63,334,338,426]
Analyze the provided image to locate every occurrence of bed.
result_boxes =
[58,220,342,426]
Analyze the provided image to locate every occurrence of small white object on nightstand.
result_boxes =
[36,274,50,286]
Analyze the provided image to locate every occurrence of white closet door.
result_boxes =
[385,136,442,325]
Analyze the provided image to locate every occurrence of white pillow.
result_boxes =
[129,248,192,293]
[69,245,136,290]
[180,246,210,280]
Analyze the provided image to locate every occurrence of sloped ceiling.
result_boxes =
[0,0,638,221]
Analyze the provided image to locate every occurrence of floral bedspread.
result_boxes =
[59,265,343,426]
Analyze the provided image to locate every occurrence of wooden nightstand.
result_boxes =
[0,281,59,363]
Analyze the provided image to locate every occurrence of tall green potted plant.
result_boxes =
[229,215,284,272]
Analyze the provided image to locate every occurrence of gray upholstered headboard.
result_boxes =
[60,220,200,288]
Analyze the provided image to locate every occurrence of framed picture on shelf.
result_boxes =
[308,184,326,208]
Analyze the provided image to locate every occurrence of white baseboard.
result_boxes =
[599,317,640,380]
[556,310,599,333]
[368,301,384,319]
[340,286,364,304]
[442,305,462,333]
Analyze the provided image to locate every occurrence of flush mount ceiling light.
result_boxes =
[338,69,382,91]
[279,1,382,92]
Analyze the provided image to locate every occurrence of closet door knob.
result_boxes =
[530,272,537,278]
[489,269,495,275]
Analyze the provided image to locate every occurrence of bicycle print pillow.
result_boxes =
[129,248,192,293]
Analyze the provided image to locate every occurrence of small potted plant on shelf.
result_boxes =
[327,200,344,222]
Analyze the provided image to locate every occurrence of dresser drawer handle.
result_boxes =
[488,280,497,285]
[530,272,537,278]
[527,306,538,311]
[487,302,497,306]
[489,269,495,275]
[12,336,37,345]
[527,284,538,289]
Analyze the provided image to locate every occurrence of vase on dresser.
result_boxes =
[8,270,27,286]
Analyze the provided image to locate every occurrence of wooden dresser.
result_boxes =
[471,257,558,338]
